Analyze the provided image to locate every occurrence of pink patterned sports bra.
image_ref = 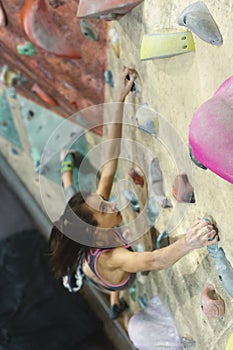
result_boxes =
[86,246,136,291]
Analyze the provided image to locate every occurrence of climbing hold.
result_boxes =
[140,31,195,60]
[0,65,26,87]
[214,248,233,298]
[128,167,144,187]
[201,284,225,318]
[48,0,64,8]
[156,230,169,249]
[0,1,7,27]
[146,196,159,224]
[17,41,36,56]
[11,147,19,155]
[77,0,144,20]
[104,70,114,87]
[20,0,81,59]
[129,283,136,302]
[126,73,137,93]
[150,158,172,208]
[173,174,195,203]
[135,104,159,136]
[138,295,148,308]
[178,1,223,46]
[181,337,196,350]
[189,75,233,184]
[226,333,233,350]
[123,189,140,213]
[80,19,99,41]
[31,83,57,106]
[27,110,34,120]
[108,28,120,58]
[189,144,207,169]
[128,296,182,350]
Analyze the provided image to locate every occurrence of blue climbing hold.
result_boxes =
[124,189,140,213]
[156,230,169,249]
[146,196,159,224]
[213,247,233,298]
[104,70,114,88]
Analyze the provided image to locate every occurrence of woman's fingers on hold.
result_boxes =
[206,234,218,246]
[191,218,202,228]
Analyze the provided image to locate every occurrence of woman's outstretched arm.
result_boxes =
[109,219,218,273]
[97,66,136,200]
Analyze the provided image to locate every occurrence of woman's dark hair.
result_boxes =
[49,191,97,277]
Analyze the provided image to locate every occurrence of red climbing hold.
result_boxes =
[32,83,57,106]
[128,167,144,187]
[77,0,144,20]
[20,0,81,59]
[172,173,195,203]
[201,285,225,318]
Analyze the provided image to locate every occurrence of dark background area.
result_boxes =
[0,171,115,350]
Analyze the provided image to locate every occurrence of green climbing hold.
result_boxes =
[129,283,136,302]
[226,333,233,350]
[80,19,99,41]
[17,42,36,56]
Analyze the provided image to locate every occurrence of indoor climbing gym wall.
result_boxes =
[0,1,233,350]
[101,0,233,349]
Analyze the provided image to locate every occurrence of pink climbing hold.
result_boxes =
[201,284,225,318]
[128,167,144,187]
[189,75,233,184]
[20,0,81,59]
[77,0,144,20]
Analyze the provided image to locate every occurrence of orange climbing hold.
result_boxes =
[32,83,57,106]
[77,0,144,20]
[20,0,81,59]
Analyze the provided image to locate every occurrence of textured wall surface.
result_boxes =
[0,0,108,135]
[0,1,233,349]
[105,1,233,349]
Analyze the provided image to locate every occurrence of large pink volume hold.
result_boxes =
[189,75,233,184]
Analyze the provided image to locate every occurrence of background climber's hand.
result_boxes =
[186,218,218,249]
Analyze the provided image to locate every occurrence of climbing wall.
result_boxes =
[1,0,233,349]
[103,1,233,349]
[0,0,109,135]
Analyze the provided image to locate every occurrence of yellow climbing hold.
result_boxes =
[226,333,233,350]
[140,31,195,60]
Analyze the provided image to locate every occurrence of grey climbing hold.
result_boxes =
[189,144,207,169]
[128,296,182,349]
[146,196,159,224]
[150,158,172,208]
[178,1,223,46]
[80,19,99,41]
[207,242,219,257]
[212,247,233,298]
[136,104,159,136]
[138,295,148,308]
[104,70,114,88]
[123,189,140,213]
[181,337,196,350]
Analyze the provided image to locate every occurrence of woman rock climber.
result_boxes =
[49,66,218,320]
